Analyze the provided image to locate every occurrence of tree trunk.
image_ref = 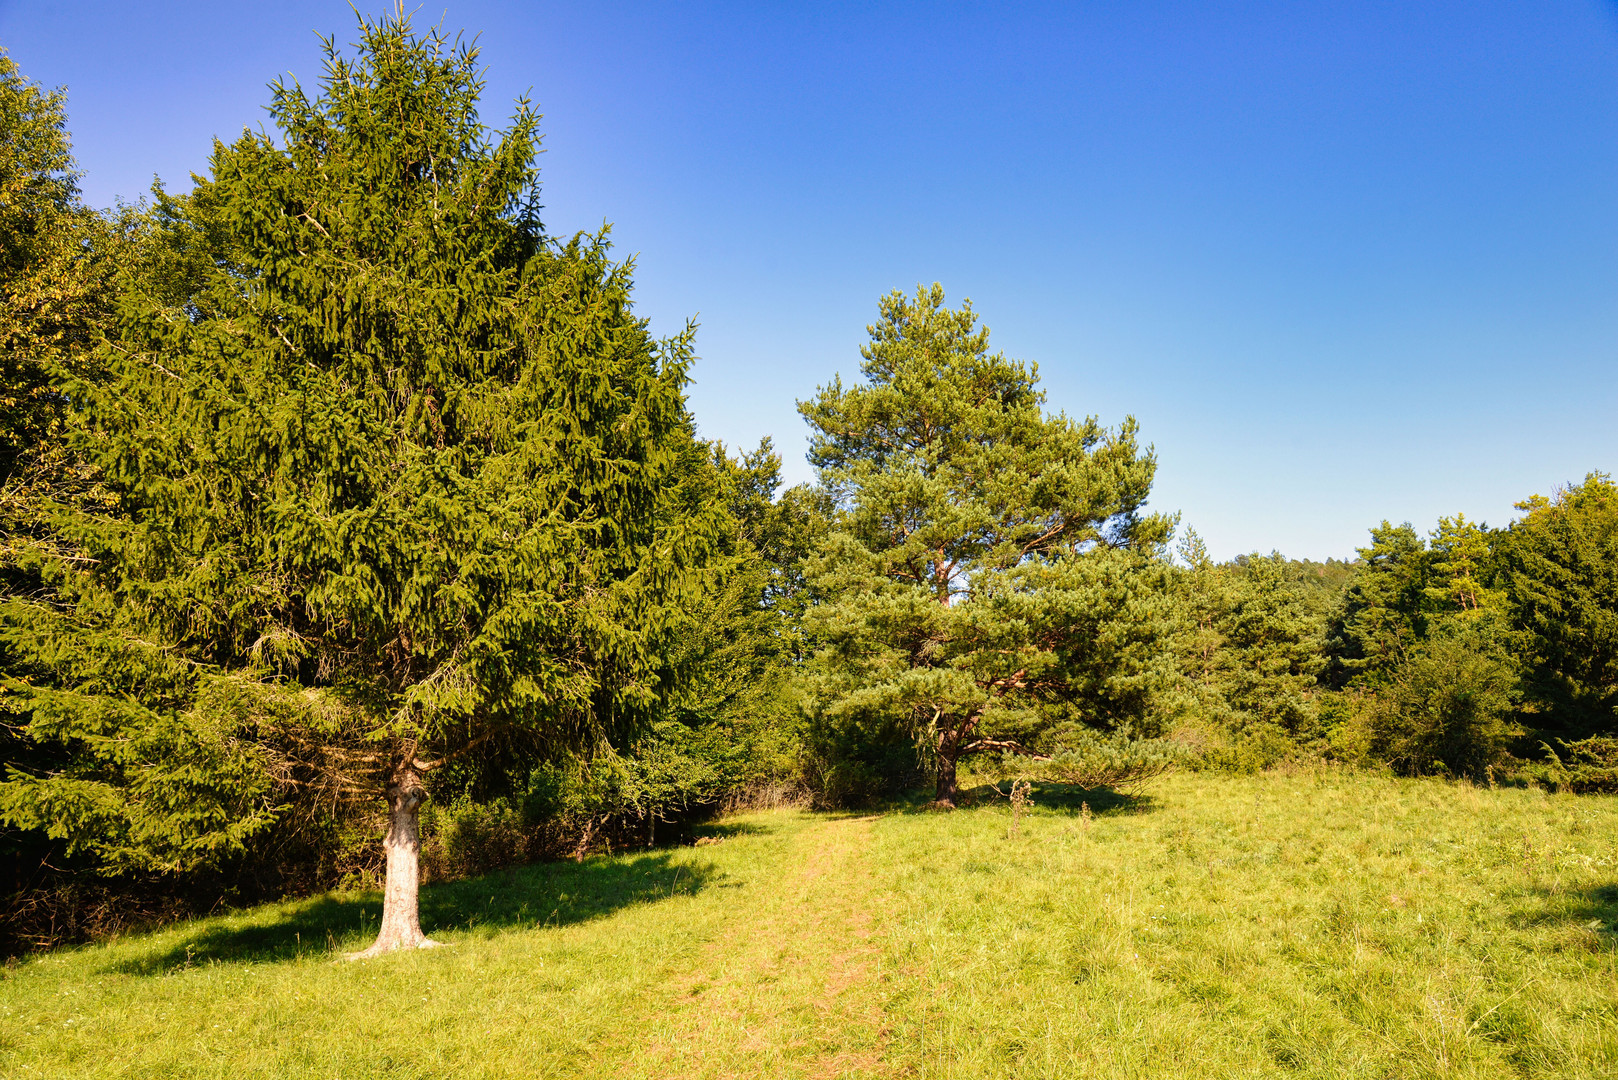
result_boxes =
[934,754,959,808]
[348,757,440,959]
[934,714,979,809]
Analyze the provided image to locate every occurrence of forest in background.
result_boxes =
[2,16,1615,954]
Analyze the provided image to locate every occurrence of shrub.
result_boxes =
[800,702,924,809]
[1531,735,1618,793]
[1338,621,1518,777]
[801,730,923,809]
[1193,725,1301,774]
[421,798,527,882]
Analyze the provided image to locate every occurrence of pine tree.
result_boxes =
[799,285,1174,806]
[1424,513,1501,615]
[1324,521,1429,686]
[0,15,719,956]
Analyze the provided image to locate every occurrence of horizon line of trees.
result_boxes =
[2,18,1614,956]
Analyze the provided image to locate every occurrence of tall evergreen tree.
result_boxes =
[799,285,1174,806]
[1324,522,1429,687]
[0,47,144,943]
[1424,513,1501,615]
[1169,548,1335,758]
[0,15,718,956]
[1497,473,1618,736]
[1208,553,1329,734]
[0,49,117,487]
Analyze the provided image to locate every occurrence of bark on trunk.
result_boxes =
[574,816,598,863]
[934,754,959,808]
[347,758,441,959]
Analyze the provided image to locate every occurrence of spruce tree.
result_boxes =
[0,47,149,935]
[1209,554,1328,734]
[0,15,717,955]
[799,285,1174,806]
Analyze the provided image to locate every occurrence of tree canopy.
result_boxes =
[1498,473,1618,737]
[1,13,1616,959]
[0,14,722,955]
[799,284,1175,805]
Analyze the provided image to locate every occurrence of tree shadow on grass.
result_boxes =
[967,780,1158,816]
[1509,882,1618,940]
[102,848,720,976]
[1572,883,1618,928]
[690,819,775,839]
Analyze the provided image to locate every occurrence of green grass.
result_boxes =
[4,771,1618,1078]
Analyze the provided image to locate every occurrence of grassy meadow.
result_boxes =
[3,770,1617,1078]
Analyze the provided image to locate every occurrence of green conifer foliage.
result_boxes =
[1315,515,1522,776]
[0,48,164,936]
[1211,554,1328,735]
[1424,513,1501,615]
[1498,473,1618,736]
[1324,521,1430,686]
[1169,550,1334,766]
[0,49,112,485]
[0,48,144,573]
[798,285,1174,806]
[0,15,716,953]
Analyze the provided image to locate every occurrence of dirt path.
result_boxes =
[635,814,890,1079]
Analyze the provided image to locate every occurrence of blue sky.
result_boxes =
[3,1,1615,560]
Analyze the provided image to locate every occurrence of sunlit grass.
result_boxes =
[3,772,1616,1078]
[877,771,1618,1077]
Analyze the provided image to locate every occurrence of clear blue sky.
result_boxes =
[3,1,1616,560]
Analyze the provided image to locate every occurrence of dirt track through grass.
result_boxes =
[4,772,1618,1078]
[632,814,887,1077]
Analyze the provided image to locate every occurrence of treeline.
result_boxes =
[1172,492,1618,782]
[1,18,1614,954]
